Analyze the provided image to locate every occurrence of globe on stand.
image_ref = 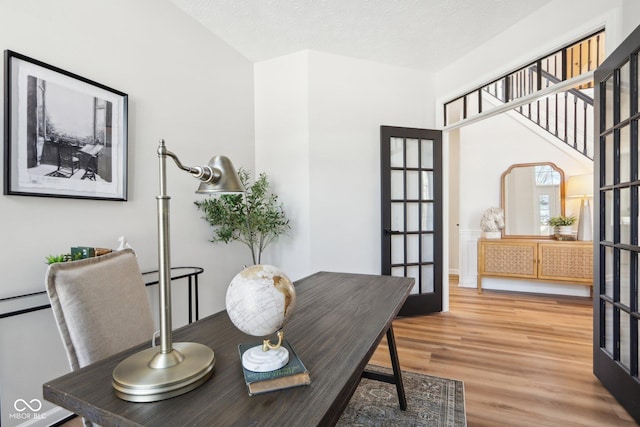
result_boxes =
[225,265,296,372]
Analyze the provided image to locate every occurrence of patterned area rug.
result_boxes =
[337,366,466,427]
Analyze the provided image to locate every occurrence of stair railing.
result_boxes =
[484,65,594,159]
[444,29,603,161]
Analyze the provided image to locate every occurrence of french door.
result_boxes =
[380,126,442,316]
[594,24,640,423]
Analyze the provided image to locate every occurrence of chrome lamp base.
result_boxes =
[112,342,215,402]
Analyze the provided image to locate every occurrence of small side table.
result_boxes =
[141,266,204,323]
[1,266,204,322]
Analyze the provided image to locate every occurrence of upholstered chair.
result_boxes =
[46,249,155,426]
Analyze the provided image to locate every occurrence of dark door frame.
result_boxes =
[381,125,443,316]
[593,24,640,424]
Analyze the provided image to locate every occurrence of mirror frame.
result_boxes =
[500,162,565,239]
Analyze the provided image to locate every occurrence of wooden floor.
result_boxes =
[370,281,638,427]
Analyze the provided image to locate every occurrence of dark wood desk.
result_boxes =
[43,271,414,426]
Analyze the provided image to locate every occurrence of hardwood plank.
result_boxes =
[369,280,638,427]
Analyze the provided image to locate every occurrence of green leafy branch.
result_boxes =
[45,252,83,264]
[194,168,290,265]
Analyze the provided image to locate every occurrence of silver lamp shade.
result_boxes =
[196,156,244,194]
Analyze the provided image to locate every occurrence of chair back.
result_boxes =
[46,249,155,371]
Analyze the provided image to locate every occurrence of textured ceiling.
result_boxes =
[168,0,552,71]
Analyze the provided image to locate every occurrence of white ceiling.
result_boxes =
[168,0,552,72]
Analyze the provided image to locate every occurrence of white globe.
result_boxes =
[225,265,296,337]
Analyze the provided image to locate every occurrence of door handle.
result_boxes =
[384,229,401,235]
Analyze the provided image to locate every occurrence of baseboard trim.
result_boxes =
[16,406,73,427]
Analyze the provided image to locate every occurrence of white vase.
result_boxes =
[556,225,573,235]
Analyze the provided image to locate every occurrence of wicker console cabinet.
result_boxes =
[477,238,593,293]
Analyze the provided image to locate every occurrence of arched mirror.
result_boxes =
[501,162,565,238]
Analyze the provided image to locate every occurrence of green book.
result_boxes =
[71,246,95,259]
[238,339,311,396]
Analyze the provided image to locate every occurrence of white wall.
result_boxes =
[254,52,311,280]
[0,1,254,425]
[255,50,436,279]
[622,0,640,38]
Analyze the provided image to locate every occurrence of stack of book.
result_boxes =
[70,246,112,259]
[238,339,311,396]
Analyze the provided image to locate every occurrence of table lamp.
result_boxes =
[566,174,593,241]
[112,139,243,402]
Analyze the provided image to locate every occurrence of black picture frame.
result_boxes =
[3,50,128,200]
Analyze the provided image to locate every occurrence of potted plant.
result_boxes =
[548,215,577,236]
[194,168,290,265]
[46,253,74,264]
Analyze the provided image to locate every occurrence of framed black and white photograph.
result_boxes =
[3,50,127,200]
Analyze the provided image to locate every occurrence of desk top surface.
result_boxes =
[43,271,414,427]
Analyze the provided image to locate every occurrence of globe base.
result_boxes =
[242,345,289,372]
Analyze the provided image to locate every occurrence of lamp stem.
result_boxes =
[157,140,173,354]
